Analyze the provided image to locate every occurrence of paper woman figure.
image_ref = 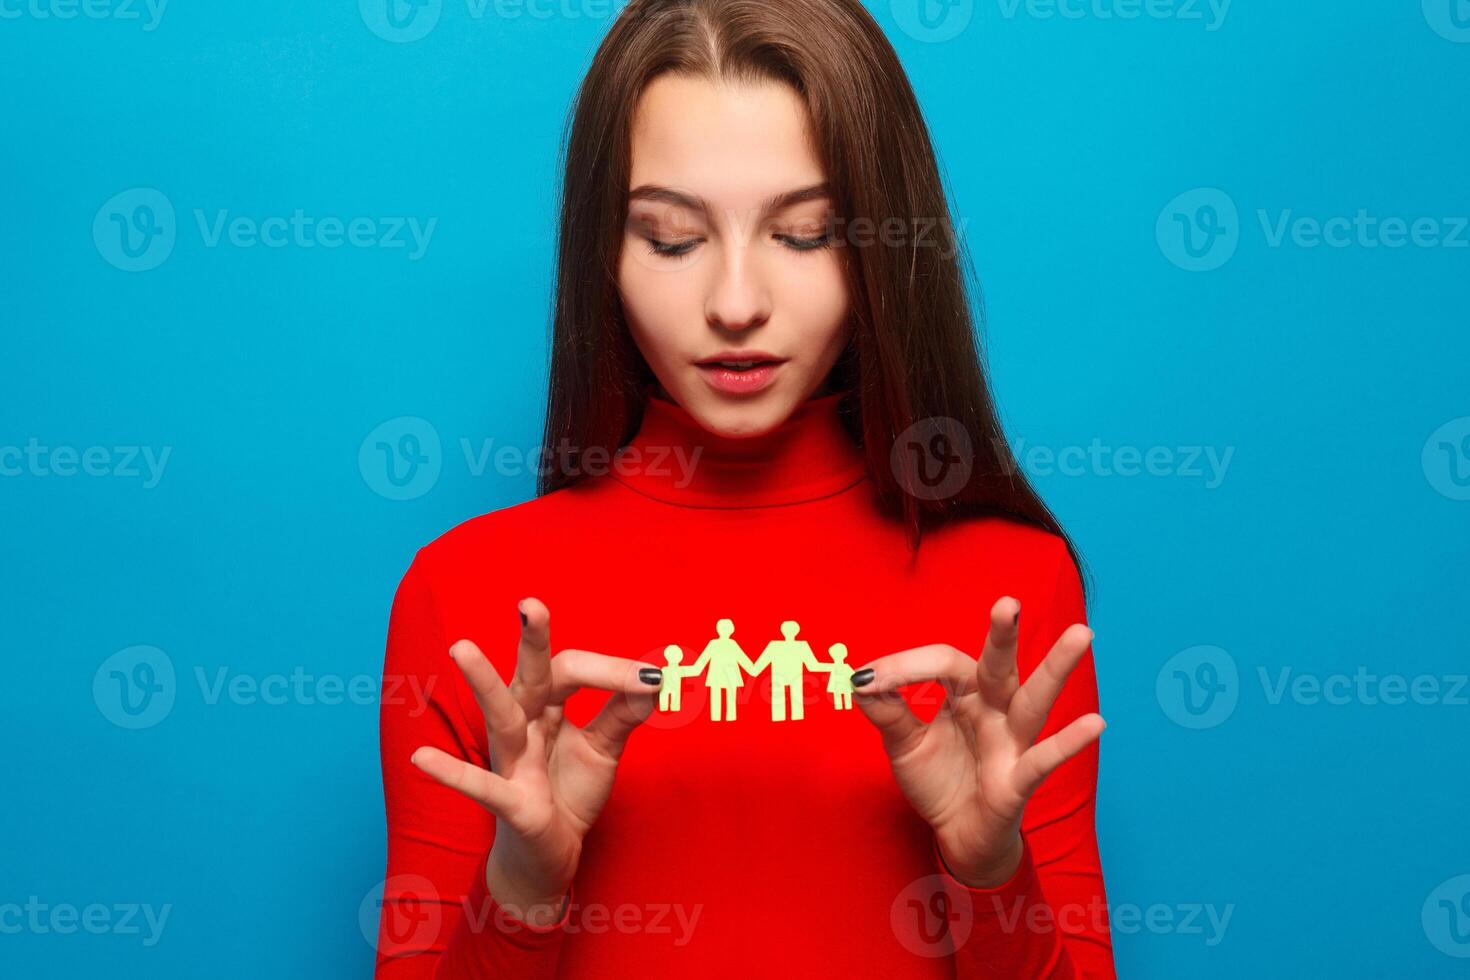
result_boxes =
[751,620,829,722]
[657,644,702,712]
[686,619,758,722]
[823,642,855,709]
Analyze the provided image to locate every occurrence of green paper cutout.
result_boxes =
[658,644,698,712]
[824,642,855,710]
[657,619,854,722]
[686,618,757,722]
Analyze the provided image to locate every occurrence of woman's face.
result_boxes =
[618,74,852,438]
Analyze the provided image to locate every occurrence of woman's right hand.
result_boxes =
[410,597,662,926]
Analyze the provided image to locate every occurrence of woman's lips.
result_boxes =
[696,360,784,394]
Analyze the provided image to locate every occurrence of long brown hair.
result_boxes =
[537,0,1089,595]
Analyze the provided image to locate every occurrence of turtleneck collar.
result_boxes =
[609,386,869,509]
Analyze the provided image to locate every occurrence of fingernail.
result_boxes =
[518,601,527,627]
[1013,603,1021,627]
[851,668,875,688]
[638,667,662,685]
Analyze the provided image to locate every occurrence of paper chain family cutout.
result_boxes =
[658,619,854,722]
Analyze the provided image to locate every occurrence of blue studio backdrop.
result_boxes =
[2,1,1467,977]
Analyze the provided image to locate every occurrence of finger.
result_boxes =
[411,745,523,820]
[855,643,979,700]
[548,649,661,759]
[548,649,663,706]
[1006,624,1094,747]
[974,596,1022,710]
[581,691,657,761]
[510,597,553,717]
[849,644,972,753]
[1011,712,1105,800]
[850,672,926,754]
[449,639,528,771]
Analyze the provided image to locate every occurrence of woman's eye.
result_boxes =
[776,233,833,252]
[645,236,699,258]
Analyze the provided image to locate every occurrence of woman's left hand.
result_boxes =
[849,596,1105,888]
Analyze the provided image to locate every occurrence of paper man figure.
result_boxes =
[824,642,855,710]
[686,619,758,722]
[657,644,702,712]
[752,620,832,722]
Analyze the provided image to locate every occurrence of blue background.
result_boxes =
[3,0,1467,976]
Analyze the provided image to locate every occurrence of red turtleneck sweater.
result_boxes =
[375,390,1113,978]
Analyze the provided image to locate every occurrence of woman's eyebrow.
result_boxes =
[627,182,832,216]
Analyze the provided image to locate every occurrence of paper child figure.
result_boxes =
[752,620,830,722]
[687,619,758,722]
[824,642,855,710]
[657,644,702,712]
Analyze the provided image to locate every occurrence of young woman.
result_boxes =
[375,0,1112,976]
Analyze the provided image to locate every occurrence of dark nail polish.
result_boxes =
[639,667,663,685]
[851,668,875,688]
[518,605,527,627]
[1012,608,1020,627]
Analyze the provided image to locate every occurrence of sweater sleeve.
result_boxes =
[374,550,571,979]
[939,540,1115,979]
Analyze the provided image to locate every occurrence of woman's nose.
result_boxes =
[704,239,772,333]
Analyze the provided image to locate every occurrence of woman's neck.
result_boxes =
[611,383,866,509]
